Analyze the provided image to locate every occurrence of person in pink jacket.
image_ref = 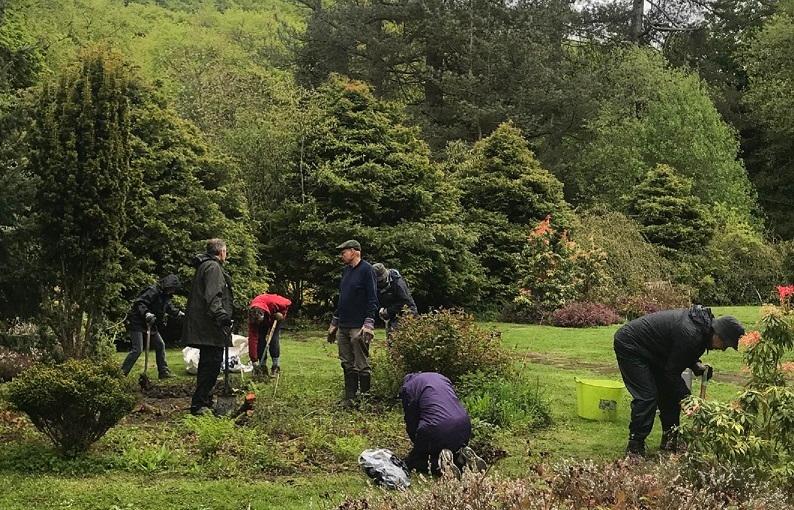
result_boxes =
[247,293,292,376]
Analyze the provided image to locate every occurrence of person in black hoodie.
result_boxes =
[372,263,418,338]
[183,239,234,416]
[614,305,744,455]
[120,274,183,378]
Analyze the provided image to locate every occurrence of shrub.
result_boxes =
[550,302,621,327]
[337,457,793,509]
[510,216,607,322]
[459,370,552,432]
[6,360,137,457]
[387,309,508,383]
[691,206,784,305]
[616,281,691,320]
[0,346,36,382]
[574,209,674,304]
[680,303,794,493]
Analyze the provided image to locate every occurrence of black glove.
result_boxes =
[693,362,713,381]
[327,325,338,344]
[218,315,233,328]
[144,312,156,325]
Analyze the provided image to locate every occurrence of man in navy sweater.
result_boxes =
[327,240,379,405]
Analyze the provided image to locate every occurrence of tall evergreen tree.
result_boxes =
[454,122,573,305]
[263,77,483,311]
[29,47,141,358]
[627,164,713,257]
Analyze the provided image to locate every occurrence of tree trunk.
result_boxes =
[630,0,644,43]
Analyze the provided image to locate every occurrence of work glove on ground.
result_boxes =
[361,325,374,344]
[145,312,156,325]
[378,308,389,321]
[693,362,713,380]
[327,325,338,344]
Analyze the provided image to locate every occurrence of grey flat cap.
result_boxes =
[336,239,361,251]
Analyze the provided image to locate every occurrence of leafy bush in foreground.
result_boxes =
[459,370,552,432]
[338,457,792,509]
[7,360,136,457]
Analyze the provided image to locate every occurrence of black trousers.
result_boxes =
[615,345,682,441]
[190,345,224,412]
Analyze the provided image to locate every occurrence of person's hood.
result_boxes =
[191,253,216,268]
[688,305,715,348]
[158,274,181,291]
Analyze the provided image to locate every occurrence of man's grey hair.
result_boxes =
[206,238,227,256]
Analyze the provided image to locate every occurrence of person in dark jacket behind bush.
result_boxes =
[614,305,744,455]
[372,263,418,337]
[399,372,487,476]
[120,274,183,378]
[327,240,379,406]
[183,239,235,416]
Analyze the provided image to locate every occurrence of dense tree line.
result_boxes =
[1,0,793,354]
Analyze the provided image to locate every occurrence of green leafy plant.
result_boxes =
[6,360,137,457]
[182,414,235,459]
[459,369,552,432]
[680,295,794,492]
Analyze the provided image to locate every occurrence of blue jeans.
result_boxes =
[121,329,168,376]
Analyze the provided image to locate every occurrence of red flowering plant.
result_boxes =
[680,300,794,491]
[777,284,794,309]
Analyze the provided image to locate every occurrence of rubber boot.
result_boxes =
[358,373,371,395]
[341,370,357,408]
[626,438,646,457]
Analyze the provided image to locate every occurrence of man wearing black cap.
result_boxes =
[613,305,744,455]
[327,240,379,406]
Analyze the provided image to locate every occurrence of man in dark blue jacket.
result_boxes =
[327,240,378,405]
[121,274,183,378]
[399,372,486,476]
[372,263,418,337]
[614,305,744,455]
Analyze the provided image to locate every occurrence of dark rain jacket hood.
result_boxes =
[126,274,183,332]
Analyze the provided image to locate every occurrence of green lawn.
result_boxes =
[0,306,772,509]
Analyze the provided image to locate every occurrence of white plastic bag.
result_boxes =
[182,334,253,374]
[359,448,411,490]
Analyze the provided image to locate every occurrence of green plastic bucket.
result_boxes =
[575,377,625,421]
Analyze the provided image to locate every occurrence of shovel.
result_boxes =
[215,321,237,416]
[138,326,152,391]
[699,371,709,399]
[264,319,279,378]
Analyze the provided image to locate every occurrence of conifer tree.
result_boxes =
[628,164,713,257]
[454,122,573,305]
[263,76,483,311]
[29,47,140,357]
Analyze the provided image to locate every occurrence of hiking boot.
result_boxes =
[457,446,487,473]
[158,369,173,380]
[270,365,280,377]
[625,438,646,457]
[438,449,462,479]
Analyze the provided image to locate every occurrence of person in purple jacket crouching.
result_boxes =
[399,372,487,477]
